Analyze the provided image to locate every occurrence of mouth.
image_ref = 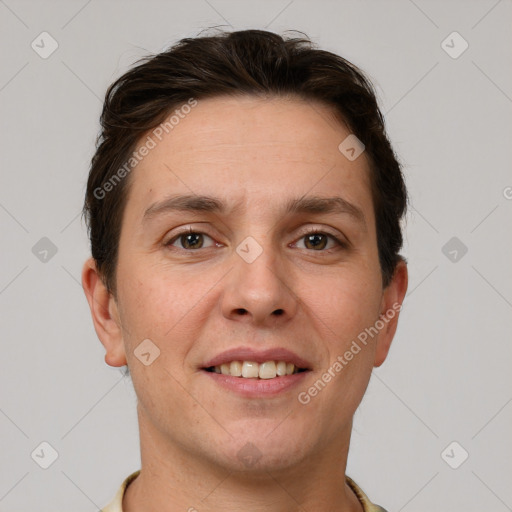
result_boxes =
[200,347,312,397]
[203,360,309,379]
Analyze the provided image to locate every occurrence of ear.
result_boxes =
[81,257,127,367]
[374,259,408,367]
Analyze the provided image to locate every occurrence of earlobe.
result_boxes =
[81,258,127,367]
[373,259,408,367]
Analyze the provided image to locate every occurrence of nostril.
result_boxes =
[273,309,284,316]
[235,308,248,315]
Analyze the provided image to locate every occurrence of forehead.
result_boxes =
[124,95,374,223]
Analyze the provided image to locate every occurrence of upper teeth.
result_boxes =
[212,361,300,379]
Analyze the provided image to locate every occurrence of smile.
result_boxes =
[204,360,307,379]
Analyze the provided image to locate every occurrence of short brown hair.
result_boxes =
[83,29,407,296]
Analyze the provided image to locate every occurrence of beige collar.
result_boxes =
[101,470,388,512]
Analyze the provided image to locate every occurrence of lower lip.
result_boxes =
[202,370,310,398]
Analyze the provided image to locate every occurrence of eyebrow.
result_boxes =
[142,194,366,228]
[286,196,366,228]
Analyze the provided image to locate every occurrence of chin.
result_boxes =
[210,422,313,473]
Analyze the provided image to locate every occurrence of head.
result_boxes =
[82,29,408,474]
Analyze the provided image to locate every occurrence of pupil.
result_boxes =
[306,234,326,250]
[184,233,202,249]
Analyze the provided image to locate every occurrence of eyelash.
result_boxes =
[165,227,347,252]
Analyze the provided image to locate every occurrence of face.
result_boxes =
[84,95,407,474]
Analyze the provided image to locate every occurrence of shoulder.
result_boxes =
[346,475,389,512]
[100,470,141,512]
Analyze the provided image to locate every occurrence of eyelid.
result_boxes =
[164,224,350,251]
[293,225,349,248]
[164,226,220,249]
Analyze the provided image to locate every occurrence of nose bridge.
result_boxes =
[222,235,298,324]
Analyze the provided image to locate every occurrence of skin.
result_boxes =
[82,95,408,511]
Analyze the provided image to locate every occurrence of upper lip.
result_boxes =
[202,347,312,370]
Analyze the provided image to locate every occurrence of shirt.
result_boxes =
[101,470,388,511]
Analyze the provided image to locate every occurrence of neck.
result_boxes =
[123,409,363,512]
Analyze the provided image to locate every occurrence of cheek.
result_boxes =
[306,273,380,412]
[118,278,168,335]
[307,266,382,342]
[116,265,215,361]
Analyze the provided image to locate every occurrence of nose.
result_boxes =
[221,239,299,327]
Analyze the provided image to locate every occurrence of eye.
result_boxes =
[294,230,344,251]
[166,229,217,250]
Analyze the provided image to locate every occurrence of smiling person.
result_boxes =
[81,29,408,512]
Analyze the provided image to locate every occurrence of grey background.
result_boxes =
[1,0,511,510]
